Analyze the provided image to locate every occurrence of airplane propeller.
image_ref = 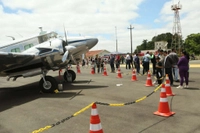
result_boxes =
[62,25,69,62]
[64,25,68,46]
[61,45,76,62]
[62,50,69,62]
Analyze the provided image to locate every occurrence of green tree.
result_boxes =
[146,41,154,49]
[152,32,173,49]
[184,33,200,55]
[142,39,148,50]
[135,32,173,52]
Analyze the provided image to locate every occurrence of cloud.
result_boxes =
[154,19,160,23]
[0,0,199,53]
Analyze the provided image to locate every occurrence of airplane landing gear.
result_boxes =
[63,70,76,82]
[39,76,58,93]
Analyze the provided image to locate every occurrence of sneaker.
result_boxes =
[176,85,183,89]
[153,81,157,84]
[155,84,159,87]
[184,85,189,88]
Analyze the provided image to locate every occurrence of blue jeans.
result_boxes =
[172,65,179,81]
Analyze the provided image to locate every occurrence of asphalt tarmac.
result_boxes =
[0,60,200,133]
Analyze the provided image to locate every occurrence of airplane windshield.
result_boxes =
[38,32,58,43]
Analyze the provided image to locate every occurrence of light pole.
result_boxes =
[115,26,118,52]
[128,25,134,55]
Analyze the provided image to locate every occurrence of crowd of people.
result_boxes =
[155,49,190,89]
[82,49,190,89]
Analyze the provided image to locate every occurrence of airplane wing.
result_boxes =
[0,52,35,75]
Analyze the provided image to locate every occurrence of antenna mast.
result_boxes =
[171,1,182,53]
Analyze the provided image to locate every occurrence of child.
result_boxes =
[155,56,163,85]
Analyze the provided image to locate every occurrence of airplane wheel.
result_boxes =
[39,76,58,93]
[64,70,76,82]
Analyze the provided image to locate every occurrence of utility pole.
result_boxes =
[128,25,134,55]
[115,26,118,52]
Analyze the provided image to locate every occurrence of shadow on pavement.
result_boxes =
[0,82,81,112]
[183,87,200,90]
[138,118,169,133]
[0,77,106,112]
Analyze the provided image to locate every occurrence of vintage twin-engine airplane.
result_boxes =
[0,30,98,93]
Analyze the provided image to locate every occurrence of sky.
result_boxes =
[0,0,199,53]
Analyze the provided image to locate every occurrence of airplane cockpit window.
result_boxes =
[42,35,48,42]
[38,35,48,43]
[49,32,58,39]
[38,32,58,43]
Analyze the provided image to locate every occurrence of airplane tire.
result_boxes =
[64,70,76,82]
[39,76,58,93]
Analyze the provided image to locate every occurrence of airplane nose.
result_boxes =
[87,38,98,49]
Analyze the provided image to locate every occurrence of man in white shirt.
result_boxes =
[142,51,151,74]
[125,53,131,69]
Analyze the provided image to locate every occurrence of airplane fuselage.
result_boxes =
[0,31,58,53]
[0,36,98,78]
[0,30,98,93]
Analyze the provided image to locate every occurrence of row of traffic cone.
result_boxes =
[90,65,123,78]
[75,64,175,97]
[89,84,175,133]
[90,66,108,76]
[88,73,176,132]
[75,63,136,81]
[145,72,175,96]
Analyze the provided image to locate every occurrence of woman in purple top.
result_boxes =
[176,51,189,89]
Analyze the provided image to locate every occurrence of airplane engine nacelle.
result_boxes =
[23,68,43,78]
[39,39,77,70]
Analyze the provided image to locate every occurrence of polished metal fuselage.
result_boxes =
[0,37,98,77]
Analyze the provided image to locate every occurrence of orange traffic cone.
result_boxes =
[165,74,175,96]
[154,84,175,117]
[102,66,108,76]
[91,67,95,74]
[116,67,122,78]
[89,103,103,133]
[145,71,153,86]
[77,64,81,74]
[131,69,137,81]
